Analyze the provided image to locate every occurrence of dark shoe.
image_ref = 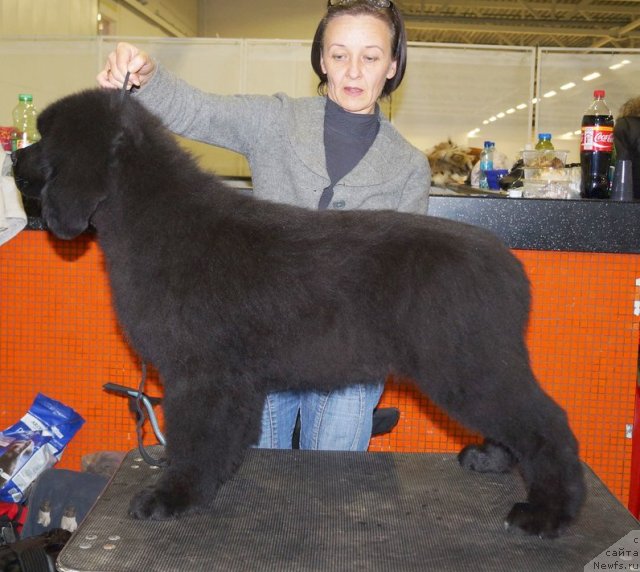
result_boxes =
[371,407,400,436]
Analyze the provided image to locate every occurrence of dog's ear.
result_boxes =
[40,91,120,239]
[42,159,108,240]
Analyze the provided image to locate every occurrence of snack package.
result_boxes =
[0,126,13,152]
[0,394,85,502]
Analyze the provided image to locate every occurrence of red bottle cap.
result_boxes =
[594,89,605,98]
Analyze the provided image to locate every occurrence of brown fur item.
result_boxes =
[618,96,640,118]
[426,139,477,187]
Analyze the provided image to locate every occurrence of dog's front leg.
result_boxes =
[129,382,264,520]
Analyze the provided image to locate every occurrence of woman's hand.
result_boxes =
[96,42,156,90]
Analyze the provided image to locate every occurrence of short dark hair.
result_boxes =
[310,1,408,98]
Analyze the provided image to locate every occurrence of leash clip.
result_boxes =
[103,362,168,468]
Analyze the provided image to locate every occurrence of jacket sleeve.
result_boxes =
[396,150,431,215]
[133,63,280,157]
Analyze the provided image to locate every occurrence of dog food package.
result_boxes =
[0,393,85,502]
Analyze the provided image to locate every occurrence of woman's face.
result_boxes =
[321,14,397,114]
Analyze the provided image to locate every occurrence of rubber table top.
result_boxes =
[57,448,639,571]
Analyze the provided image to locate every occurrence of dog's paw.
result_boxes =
[458,442,514,473]
[505,502,567,539]
[128,486,193,520]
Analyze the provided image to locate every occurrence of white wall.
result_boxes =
[0,0,198,38]
[99,0,170,37]
[0,0,321,39]
[99,0,198,37]
[0,0,98,36]
[198,0,322,39]
[0,39,100,125]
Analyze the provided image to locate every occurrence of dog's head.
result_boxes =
[12,89,135,239]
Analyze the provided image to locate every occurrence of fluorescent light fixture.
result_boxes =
[560,82,576,90]
[574,129,581,135]
[531,97,538,104]
[467,128,480,137]
[497,112,506,118]
[543,90,557,98]
[609,59,631,70]
[559,131,575,139]
[516,103,527,110]
[482,120,489,125]
[489,116,497,122]
[582,72,601,81]
[506,108,515,114]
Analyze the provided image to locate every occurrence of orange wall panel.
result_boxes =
[2,231,639,504]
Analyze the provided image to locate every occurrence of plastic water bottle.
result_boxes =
[478,141,494,189]
[11,94,40,151]
[535,133,554,150]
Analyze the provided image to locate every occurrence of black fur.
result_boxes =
[12,89,586,537]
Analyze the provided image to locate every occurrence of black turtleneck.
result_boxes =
[318,97,380,210]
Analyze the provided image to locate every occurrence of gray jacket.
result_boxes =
[136,64,431,214]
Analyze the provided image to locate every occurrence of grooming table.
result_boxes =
[57,448,639,572]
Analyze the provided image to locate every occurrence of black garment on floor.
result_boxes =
[21,469,107,539]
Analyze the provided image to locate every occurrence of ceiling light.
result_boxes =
[497,112,505,118]
[543,91,557,98]
[582,72,601,81]
[573,129,581,135]
[506,108,515,114]
[609,59,631,70]
[560,82,576,90]
[531,98,538,104]
[516,103,527,110]
[489,116,497,122]
[482,120,489,125]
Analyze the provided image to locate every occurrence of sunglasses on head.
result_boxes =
[328,0,392,8]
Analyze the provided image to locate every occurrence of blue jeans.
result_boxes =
[256,382,385,451]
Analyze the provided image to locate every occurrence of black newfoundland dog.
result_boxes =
[12,89,585,538]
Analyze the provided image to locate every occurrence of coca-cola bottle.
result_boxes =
[580,90,614,198]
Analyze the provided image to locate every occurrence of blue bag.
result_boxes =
[0,394,84,503]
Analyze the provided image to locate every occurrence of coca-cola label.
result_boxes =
[581,125,614,152]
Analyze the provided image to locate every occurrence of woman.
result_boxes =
[613,96,640,200]
[97,0,431,451]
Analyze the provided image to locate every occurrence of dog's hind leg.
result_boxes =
[128,378,263,520]
[497,390,586,538]
[487,389,584,538]
[419,354,586,538]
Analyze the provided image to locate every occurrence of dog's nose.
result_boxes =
[10,151,18,167]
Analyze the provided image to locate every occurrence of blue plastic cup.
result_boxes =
[485,169,509,190]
